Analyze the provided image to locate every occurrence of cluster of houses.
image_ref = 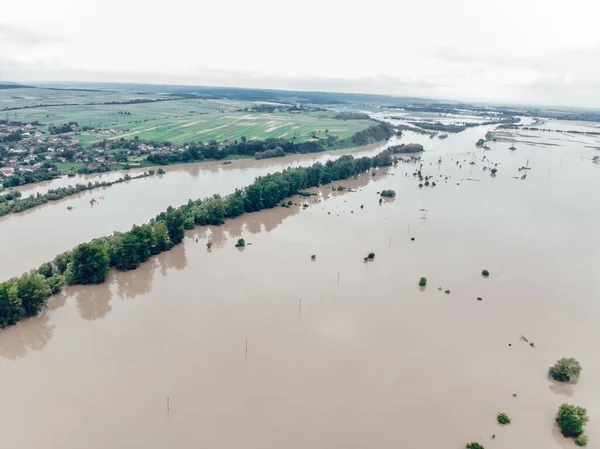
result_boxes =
[0,122,101,178]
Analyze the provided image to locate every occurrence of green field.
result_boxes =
[1,88,374,146]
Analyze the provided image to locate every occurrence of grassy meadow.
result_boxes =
[1,88,374,145]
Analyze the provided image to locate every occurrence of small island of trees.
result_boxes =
[556,403,588,443]
[549,358,582,382]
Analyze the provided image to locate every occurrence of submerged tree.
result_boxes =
[14,272,51,316]
[466,443,484,449]
[419,277,427,287]
[235,238,246,248]
[556,403,588,438]
[550,358,582,382]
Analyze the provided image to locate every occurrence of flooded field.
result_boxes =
[0,119,599,449]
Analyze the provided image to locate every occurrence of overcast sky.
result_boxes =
[1,0,599,107]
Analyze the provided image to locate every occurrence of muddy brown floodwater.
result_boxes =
[1,121,599,449]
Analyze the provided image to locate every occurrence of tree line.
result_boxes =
[0,171,154,217]
[144,122,393,164]
[0,149,396,328]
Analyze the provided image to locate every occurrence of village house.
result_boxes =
[0,167,15,177]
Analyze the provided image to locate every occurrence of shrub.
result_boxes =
[206,242,212,249]
[549,358,582,382]
[419,277,427,287]
[368,252,375,260]
[157,168,166,175]
[497,413,511,424]
[482,269,490,277]
[380,189,396,198]
[466,443,484,449]
[235,238,245,248]
[576,435,589,447]
[556,403,588,437]
[337,186,345,191]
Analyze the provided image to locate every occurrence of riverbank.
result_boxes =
[0,171,160,217]
[13,138,397,198]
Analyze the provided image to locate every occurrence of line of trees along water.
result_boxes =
[144,122,393,164]
[0,149,396,328]
[0,171,157,217]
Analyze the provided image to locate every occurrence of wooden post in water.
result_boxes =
[245,339,248,362]
[337,272,340,287]
[167,397,170,419]
[389,237,392,249]
[299,299,302,320]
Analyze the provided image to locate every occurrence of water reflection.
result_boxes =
[115,259,157,299]
[0,313,54,360]
[73,282,112,321]
[547,377,576,397]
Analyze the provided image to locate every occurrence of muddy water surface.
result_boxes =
[1,123,599,449]
[0,142,393,279]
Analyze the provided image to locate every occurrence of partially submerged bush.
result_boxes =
[576,435,589,447]
[549,358,582,382]
[368,252,375,260]
[235,238,245,248]
[380,189,396,198]
[466,443,484,449]
[497,413,511,425]
[419,277,427,287]
[556,403,588,438]
[481,269,490,277]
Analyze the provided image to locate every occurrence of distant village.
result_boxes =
[0,120,192,184]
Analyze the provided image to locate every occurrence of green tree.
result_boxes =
[38,262,54,278]
[152,222,171,253]
[53,251,72,275]
[47,275,64,294]
[14,273,51,316]
[556,404,588,437]
[68,242,110,284]
[419,277,427,287]
[235,238,245,247]
[114,232,143,271]
[0,281,24,327]
[225,190,245,218]
[165,209,184,244]
[549,358,582,382]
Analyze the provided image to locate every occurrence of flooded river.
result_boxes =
[0,141,394,279]
[0,121,599,449]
